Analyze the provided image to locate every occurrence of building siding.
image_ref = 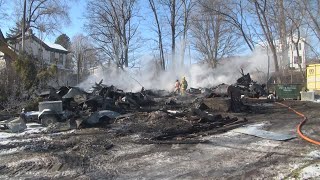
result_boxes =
[10,35,68,70]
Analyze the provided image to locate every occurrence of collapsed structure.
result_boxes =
[0,72,269,143]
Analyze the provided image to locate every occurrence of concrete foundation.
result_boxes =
[300,91,315,101]
[39,101,63,113]
[203,98,231,112]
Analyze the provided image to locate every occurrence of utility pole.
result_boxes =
[77,53,81,84]
[189,42,191,66]
[22,0,27,52]
[267,46,270,92]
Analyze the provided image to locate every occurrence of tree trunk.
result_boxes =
[295,44,306,83]
[4,57,13,94]
[171,0,176,69]
[149,0,165,70]
[277,0,288,69]
[270,46,280,72]
[254,0,280,82]
[181,0,190,67]
[213,14,221,68]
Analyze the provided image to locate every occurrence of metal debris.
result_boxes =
[233,126,296,141]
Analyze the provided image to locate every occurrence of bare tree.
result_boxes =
[191,2,240,68]
[292,0,320,60]
[286,0,306,81]
[0,0,8,24]
[160,0,184,68]
[71,34,98,83]
[200,0,255,51]
[149,0,166,70]
[85,0,139,69]
[180,0,193,67]
[9,0,71,39]
[1,0,72,97]
[301,0,320,41]
[250,0,280,74]
[276,0,289,70]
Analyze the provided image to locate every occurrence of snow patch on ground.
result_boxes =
[306,150,320,160]
[0,147,25,156]
[279,151,320,179]
[141,152,174,166]
[0,123,46,140]
[251,103,274,107]
[0,132,15,140]
[300,163,320,179]
[7,157,47,167]
[0,136,53,145]
[250,139,281,148]
[112,144,154,158]
[51,129,76,136]
[245,121,271,128]
[0,123,48,146]
[202,130,240,140]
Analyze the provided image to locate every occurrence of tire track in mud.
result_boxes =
[1,156,59,176]
[0,151,95,178]
[221,140,313,179]
[0,131,115,179]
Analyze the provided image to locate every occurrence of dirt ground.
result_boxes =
[0,98,320,179]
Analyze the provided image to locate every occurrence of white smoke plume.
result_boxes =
[78,49,273,92]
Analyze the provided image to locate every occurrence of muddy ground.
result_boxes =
[0,97,320,179]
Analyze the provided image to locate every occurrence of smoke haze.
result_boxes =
[78,49,273,92]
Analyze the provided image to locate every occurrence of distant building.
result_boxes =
[0,29,18,65]
[1,30,76,86]
[280,36,306,70]
[258,36,307,70]
[8,30,69,70]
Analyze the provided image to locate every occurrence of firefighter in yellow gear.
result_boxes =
[180,77,188,95]
[174,79,181,94]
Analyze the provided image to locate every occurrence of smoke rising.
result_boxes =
[78,49,273,92]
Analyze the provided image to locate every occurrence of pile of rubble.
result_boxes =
[0,71,268,142]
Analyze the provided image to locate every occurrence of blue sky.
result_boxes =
[1,0,155,45]
[0,0,252,59]
[1,0,87,42]
[58,0,87,41]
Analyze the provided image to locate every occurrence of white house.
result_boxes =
[4,31,78,86]
[287,37,306,69]
[275,37,306,69]
[9,31,69,70]
[258,36,307,70]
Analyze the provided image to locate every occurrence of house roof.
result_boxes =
[0,29,18,60]
[0,29,5,41]
[46,43,68,52]
[31,35,69,54]
[8,32,69,54]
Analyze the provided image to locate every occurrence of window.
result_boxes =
[50,52,55,63]
[294,56,302,64]
[299,43,301,50]
[59,54,63,65]
[38,48,43,60]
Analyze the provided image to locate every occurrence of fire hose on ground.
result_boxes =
[275,102,320,146]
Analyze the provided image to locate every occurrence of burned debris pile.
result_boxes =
[235,70,267,98]
[112,107,247,144]
[1,71,268,141]
[207,71,267,99]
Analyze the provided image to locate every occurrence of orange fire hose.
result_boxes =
[275,102,320,146]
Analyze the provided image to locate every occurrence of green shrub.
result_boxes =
[13,53,38,90]
[24,97,43,111]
